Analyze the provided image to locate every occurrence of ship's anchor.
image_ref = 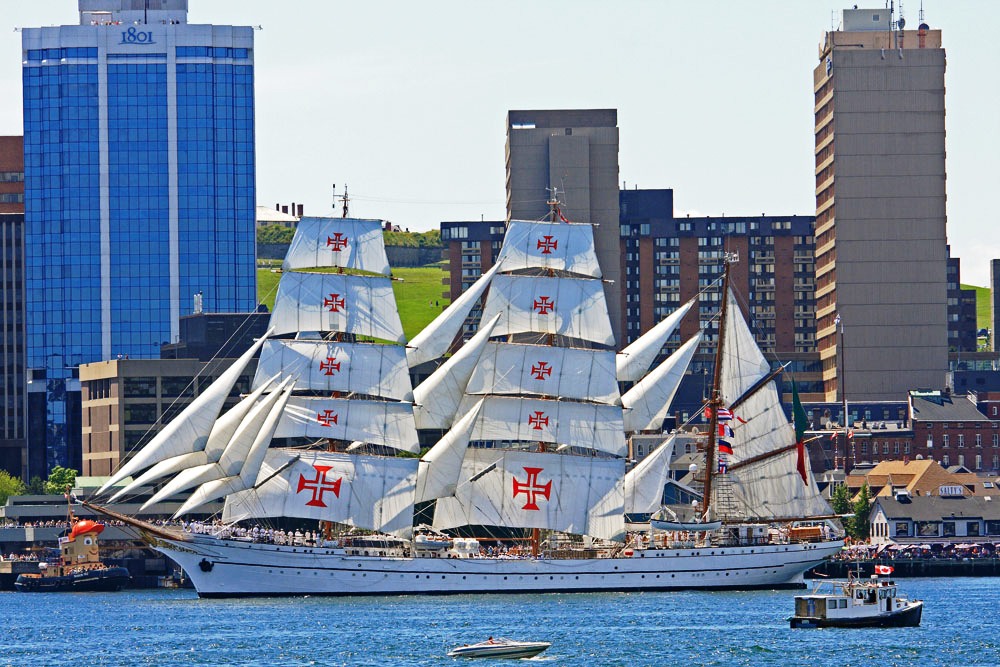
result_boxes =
[199,559,214,572]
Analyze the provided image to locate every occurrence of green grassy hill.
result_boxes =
[256,265,449,341]
[962,284,991,332]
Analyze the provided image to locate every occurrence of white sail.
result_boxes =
[97,331,270,495]
[282,218,390,275]
[493,220,602,278]
[175,382,295,517]
[480,274,615,346]
[728,448,833,521]
[414,400,484,503]
[109,377,277,501]
[412,314,500,430]
[269,272,404,342]
[466,342,620,405]
[253,339,412,401]
[433,448,625,541]
[622,435,676,514]
[406,261,503,368]
[222,450,417,535]
[461,395,626,457]
[141,378,292,510]
[621,333,701,433]
[719,288,771,403]
[616,298,694,382]
[275,397,419,453]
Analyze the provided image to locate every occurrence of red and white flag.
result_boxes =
[875,565,894,576]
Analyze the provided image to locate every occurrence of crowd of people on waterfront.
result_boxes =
[833,541,999,561]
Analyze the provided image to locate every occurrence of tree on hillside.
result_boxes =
[44,466,77,495]
[26,476,45,495]
[830,483,854,536]
[257,224,295,245]
[0,470,25,506]
[852,483,872,541]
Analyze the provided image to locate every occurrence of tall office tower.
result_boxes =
[813,8,948,402]
[22,1,257,470]
[505,110,623,345]
[0,137,27,479]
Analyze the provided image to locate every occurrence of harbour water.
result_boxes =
[2,577,998,666]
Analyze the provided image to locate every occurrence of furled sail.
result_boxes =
[268,272,404,342]
[493,220,602,278]
[622,435,676,514]
[621,333,701,433]
[480,274,614,346]
[433,448,625,542]
[406,261,502,368]
[253,339,412,401]
[412,314,500,430]
[174,382,295,517]
[466,342,620,405]
[282,218,390,275]
[275,397,419,453]
[96,331,271,495]
[222,450,418,535]
[616,298,694,382]
[414,400,484,503]
[459,395,626,457]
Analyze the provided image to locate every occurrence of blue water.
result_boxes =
[1,578,998,666]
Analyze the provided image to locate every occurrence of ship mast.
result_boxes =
[701,254,735,520]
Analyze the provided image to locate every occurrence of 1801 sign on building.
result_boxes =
[119,27,155,44]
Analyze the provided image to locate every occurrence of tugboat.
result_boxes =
[15,490,130,593]
[789,566,922,628]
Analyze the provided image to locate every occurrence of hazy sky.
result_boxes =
[1,1,997,283]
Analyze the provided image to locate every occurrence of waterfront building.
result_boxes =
[813,7,949,402]
[946,248,978,355]
[505,109,622,343]
[22,0,257,470]
[870,493,1000,547]
[0,137,27,480]
[910,390,997,472]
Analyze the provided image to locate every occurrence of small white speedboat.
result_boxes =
[447,638,551,659]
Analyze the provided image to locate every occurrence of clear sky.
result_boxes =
[2,1,997,283]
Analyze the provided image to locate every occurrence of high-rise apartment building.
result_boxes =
[0,138,27,479]
[505,110,623,345]
[22,0,257,470]
[813,8,949,402]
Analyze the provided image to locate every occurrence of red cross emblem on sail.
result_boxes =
[317,409,339,427]
[324,293,345,312]
[296,464,342,508]
[533,296,554,315]
[527,411,549,431]
[530,361,552,380]
[536,235,558,254]
[319,356,341,375]
[512,467,552,511]
[327,233,349,251]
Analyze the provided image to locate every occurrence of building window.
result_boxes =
[967,521,980,537]
[942,454,950,467]
[958,434,965,448]
[894,522,909,537]
[893,441,900,454]
[976,454,982,470]
[976,433,982,448]
[882,442,889,455]
[943,522,956,537]
[943,434,949,447]
[993,434,999,447]
[958,454,965,467]
[904,442,911,454]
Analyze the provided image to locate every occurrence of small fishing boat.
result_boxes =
[447,637,551,659]
[789,567,922,628]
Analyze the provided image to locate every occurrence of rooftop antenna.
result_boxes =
[340,184,350,219]
[331,183,337,211]
[919,0,925,23]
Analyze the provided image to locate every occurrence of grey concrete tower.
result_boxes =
[505,110,622,346]
[813,8,948,401]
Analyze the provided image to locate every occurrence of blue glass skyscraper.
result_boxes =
[22,1,257,470]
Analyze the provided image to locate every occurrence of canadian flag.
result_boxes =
[875,565,894,576]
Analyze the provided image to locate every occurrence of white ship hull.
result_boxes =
[150,534,844,597]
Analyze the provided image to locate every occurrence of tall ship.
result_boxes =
[88,207,843,597]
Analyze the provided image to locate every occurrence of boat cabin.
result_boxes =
[795,578,903,620]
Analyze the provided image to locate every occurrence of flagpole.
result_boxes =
[838,314,850,470]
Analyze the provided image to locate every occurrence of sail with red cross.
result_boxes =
[282,218,391,275]
[492,220,603,277]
